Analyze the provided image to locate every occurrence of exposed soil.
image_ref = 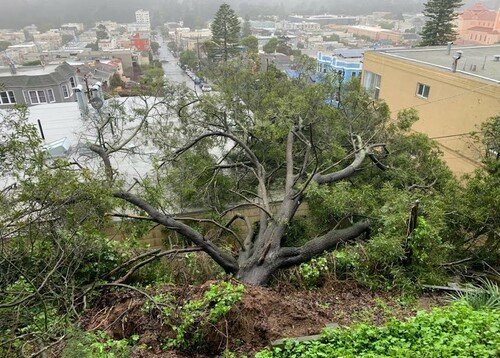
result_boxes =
[80,280,446,357]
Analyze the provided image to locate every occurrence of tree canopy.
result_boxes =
[420,0,463,46]
[210,3,241,62]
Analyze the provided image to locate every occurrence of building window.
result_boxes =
[28,90,48,104]
[0,91,16,105]
[416,83,430,99]
[61,84,70,98]
[363,71,381,100]
[47,89,55,102]
[69,77,76,88]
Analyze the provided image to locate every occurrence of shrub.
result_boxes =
[451,278,500,310]
[256,302,500,357]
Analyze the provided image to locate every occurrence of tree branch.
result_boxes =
[278,220,370,268]
[88,144,114,182]
[113,191,239,274]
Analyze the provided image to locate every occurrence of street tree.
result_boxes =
[240,35,258,53]
[420,0,463,46]
[210,3,241,61]
[179,49,199,69]
[96,24,109,40]
[263,37,278,53]
[150,41,160,55]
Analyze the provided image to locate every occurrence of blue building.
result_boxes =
[316,49,364,81]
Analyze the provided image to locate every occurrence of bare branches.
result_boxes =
[278,220,371,268]
[112,247,202,284]
[313,137,387,186]
[113,191,239,274]
[172,131,262,171]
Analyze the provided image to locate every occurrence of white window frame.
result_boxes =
[28,90,48,105]
[363,71,381,100]
[47,88,55,103]
[0,90,16,105]
[61,84,70,98]
[416,83,430,99]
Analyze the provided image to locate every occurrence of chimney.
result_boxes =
[74,84,89,117]
[451,51,463,72]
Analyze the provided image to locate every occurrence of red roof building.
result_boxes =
[456,2,500,45]
[130,33,150,52]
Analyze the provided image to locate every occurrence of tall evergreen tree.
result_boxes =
[210,3,241,61]
[420,0,463,46]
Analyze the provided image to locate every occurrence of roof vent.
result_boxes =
[43,137,70,157]
[493,55,500,62]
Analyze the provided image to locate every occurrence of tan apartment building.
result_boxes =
[347,25,404,43]
[361,45,500,176]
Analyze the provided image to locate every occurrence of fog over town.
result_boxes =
[1,0,498,28]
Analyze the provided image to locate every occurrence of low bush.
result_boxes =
[256,302,500,357]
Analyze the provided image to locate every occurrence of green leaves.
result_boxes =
[257,303,500,357]
[420,0,462,46]
[210,4,241,62]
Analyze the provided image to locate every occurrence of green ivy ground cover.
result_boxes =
[256,302,500,358]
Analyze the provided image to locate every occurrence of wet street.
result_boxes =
[156,37,194,88]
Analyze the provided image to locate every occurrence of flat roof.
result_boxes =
[0,64,59,77]
[377,45,500,83]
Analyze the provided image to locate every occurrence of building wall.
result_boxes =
[347,26,403,43]
[362,51,500,176]
[317,52,362,79]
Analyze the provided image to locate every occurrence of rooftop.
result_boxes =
[0,64,59,77]
[377,44,500,83]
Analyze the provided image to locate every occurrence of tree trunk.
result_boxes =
[237,262,276,286]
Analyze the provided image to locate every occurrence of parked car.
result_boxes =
[201,85,212,92]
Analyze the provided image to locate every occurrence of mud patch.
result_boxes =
[80,281,446,357]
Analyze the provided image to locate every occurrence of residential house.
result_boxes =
[4,43,38,64]
[177,29,211,52]
[130,33,150,52]
[317,49,364,80]
[361,45,500,175]
[61,23,85,33]
[0,61,77,107]
[33,29,63,50]
[95,21,119,32]
[275,21,320,32]
[98,38,117,51]
[78,30,98,44]
[0,30,26,44]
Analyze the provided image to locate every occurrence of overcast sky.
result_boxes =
[0,0,498,30]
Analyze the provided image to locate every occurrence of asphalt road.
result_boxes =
[157,39,194,88]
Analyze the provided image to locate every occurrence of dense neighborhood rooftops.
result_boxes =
[375,45,500,82]
[0,62,75,87]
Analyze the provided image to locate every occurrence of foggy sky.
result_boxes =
[0,0,498,30]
